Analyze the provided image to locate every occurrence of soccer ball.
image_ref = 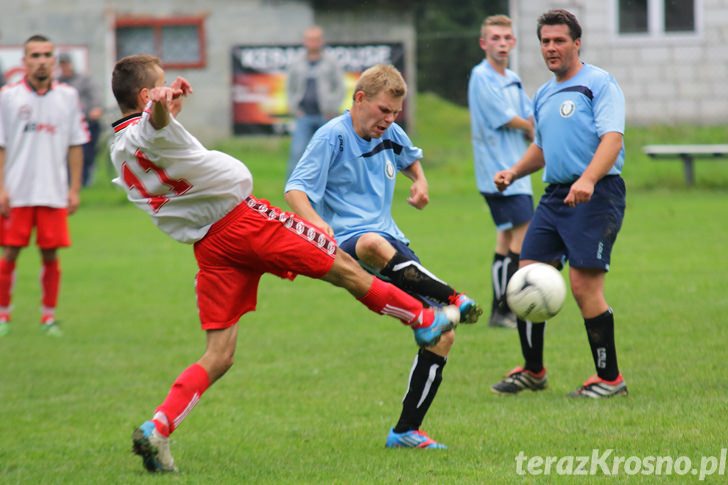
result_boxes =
[506,263,566,322]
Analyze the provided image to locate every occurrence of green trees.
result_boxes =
[415,0,508,105]
[312,0,509,105]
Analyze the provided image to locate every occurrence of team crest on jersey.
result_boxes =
[560,100,576,118]
[385,160,395,180]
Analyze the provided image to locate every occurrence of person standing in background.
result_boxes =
[58,52,103,187]
[468,14,534,329]
[285,25,345,180]
[491,9,628,398]
[0,35,88,337]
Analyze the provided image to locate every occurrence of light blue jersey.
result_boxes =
[533,63,625,184]
[285,111,422,245]
[468,60,533,195]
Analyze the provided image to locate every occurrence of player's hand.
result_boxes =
[494,169,516,192]
[67,190,80,215]
[306,215,334,237]
[89,107,104,121]
[407,179,429,209]
[0,189,10,218]
[149,86,182,106]
[564,177,594,207]
[321,222,334,238]
[168,77,192,116]
[170,77,193,96]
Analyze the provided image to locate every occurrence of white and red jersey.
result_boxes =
[0,79,89,208]
[110,104,253,243]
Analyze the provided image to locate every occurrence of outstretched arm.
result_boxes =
[493,143,545,192]
[148,77,193,130]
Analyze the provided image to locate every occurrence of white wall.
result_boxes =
[512,0,728,125]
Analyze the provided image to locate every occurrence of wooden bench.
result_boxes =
[643,144,728,186]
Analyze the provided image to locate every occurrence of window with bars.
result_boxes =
[116,17,206,69]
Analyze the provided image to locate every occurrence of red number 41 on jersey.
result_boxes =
[122,149,192,212]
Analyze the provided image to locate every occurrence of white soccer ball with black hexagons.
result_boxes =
[506,263,566,322]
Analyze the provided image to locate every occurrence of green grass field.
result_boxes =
[1,94,727,483]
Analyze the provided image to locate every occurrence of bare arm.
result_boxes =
[148,77,193,130]
[493,142,545,192]
[0,147,7,217]
[563,131,623,207]
[66,145,83,214]
[401,160,429,210]
[284,189,334,237]
[504,115,534,142]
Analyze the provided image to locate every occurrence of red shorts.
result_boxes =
[1,206,71,249]
[193,196,337,330]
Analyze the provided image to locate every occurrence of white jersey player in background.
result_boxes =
[0,34,88,337]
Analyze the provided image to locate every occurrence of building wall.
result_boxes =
[315,7,417,129]
[511,0,728,125]
[0,0,416,142]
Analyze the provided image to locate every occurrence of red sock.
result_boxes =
[41,259,60,308]
[0,259,15,309]
[155,364,210,435]
[357,277,434,328]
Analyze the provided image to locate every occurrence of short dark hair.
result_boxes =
[111,55,162,113]
[537,9,582,41]
[24,34,52,55]
[24,34,51,45]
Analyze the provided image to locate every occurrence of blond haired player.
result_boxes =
[285,64,482,449]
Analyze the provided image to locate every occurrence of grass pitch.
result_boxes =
[1,95,727,483]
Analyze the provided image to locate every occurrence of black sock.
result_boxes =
[491,253,508,313]
[584,308,619,381]
[380,251,455,304]
[502,251,520,312]
[394,349,447,433]
[517,318,545,373]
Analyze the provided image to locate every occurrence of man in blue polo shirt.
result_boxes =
[491,9,628,399]
[468,14,534,329]
[285,64,482,448]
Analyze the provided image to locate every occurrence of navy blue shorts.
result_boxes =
[521,175,626,271]
[482,193,534,231]
[339,233,446,307]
